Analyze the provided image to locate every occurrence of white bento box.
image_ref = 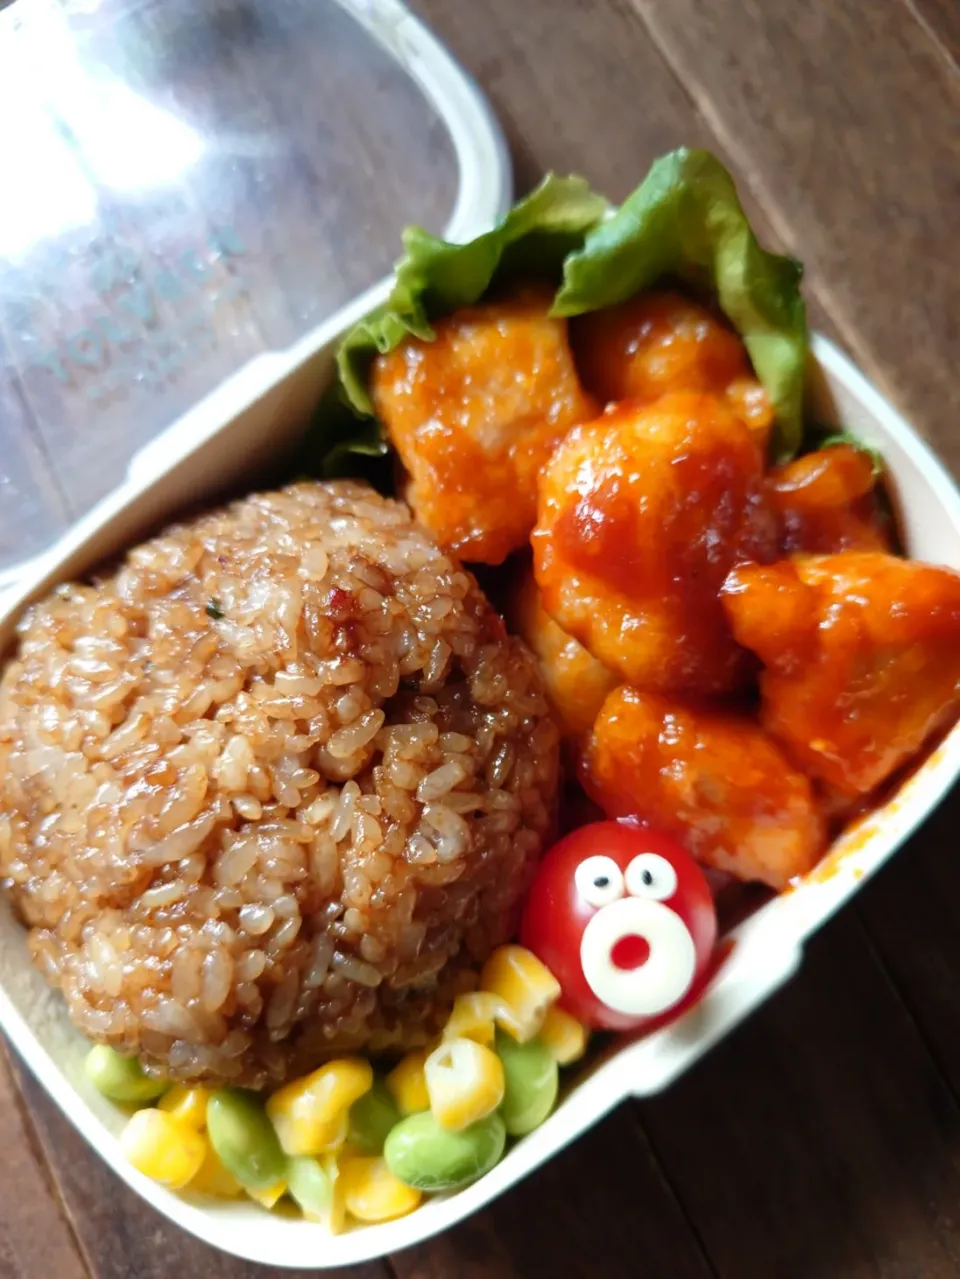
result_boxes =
[0,0,959,1269]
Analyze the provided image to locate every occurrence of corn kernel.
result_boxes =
[424,1038,504,1132]
[120,1108,206,1190]
[385,1049,430,1116]
[442,992,502,1048]
[538,1005,589,1065]
[319,1109,350,1154]
[246,1180,288,1209]
[159,1084,210,1130]
[340,1155,422,1223]
[479,945,561,1042]
[326,1155,347,1235]
[189,1139,244,1198]
[266,1058,373,1157]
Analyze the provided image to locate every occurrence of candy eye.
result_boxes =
[574,856,625,908]
[625,853,678,902]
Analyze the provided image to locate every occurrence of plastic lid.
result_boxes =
[0,0,509,584]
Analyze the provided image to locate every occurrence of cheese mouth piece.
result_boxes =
[579,896,697,1017]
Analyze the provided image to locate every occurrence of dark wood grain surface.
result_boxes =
[2,0,959,1276]
[906,0,960,71]
[629,0,960,471]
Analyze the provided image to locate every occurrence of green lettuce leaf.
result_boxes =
[335,174,609,418]
[293,383,393,485]
[552,148,808,460]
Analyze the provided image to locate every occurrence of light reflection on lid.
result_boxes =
[0,1,204,261]
[0,0,484,580]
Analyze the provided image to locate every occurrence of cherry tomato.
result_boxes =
[520,821,717,1031]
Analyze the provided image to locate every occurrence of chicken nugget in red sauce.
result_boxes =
[571,290,773,447]
[768,444,893,554]
[506,564,617,739]
[722,553,960,797]
[370,286,596,565]
[532,391,778,696]
[581,687,825,890]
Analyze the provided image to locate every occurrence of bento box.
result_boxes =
[1,319,959,1271]
[1,0,959,1271]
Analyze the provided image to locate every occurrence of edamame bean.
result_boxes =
[348,1078,401,1154]
[85,1045,168,1104]
[207,1088,287,1190]
[287,1155,331,1221]
[384,1110,505,1192]
[495,1030,558,1137]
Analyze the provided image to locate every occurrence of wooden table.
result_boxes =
[3,1,960,1276]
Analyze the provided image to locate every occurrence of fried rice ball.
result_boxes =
[0,482,560,1087]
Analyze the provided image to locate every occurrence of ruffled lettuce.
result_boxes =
[312,149,809,474]
[552,148,807,459]
[335,174,610,419]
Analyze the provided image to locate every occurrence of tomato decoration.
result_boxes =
[519,822,717,1032]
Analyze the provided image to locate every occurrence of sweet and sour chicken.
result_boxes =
[581,687,824,890]
[768,444,892,555]
[571,291,774,447]
[371,286,596,565]
[532,391,777,696]
[373,279,960,892]
[722,553,960,798]
[507,566,617,739]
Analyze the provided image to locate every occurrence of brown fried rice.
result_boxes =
[0,481,559,1087]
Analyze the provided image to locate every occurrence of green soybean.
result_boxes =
[495,1030,559,1137]
[287,1156,331,1221]
[384,1110,506,1192]
[348,1078,402,1154]
[85,1045,168,1104]
[207,1088,287,1190]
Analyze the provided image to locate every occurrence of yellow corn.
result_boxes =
[340,1155,422,1223]
[120,1108,206,1190]
[246,1180,288,1209]
[479,944,561,1043]
[424,1037,504,1131]
[189,1139,244,1198]
[159,1084,210,1130]
[266,1057,373,1157]
[385,1049,430,1116]
[442,992,502,1048]
[538,1005,590,1066]
[319,1109,350,1153]
[325,1155,347,1235]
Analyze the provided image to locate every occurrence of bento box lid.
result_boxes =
[0,0,510,590]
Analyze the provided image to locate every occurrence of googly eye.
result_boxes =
[574,856,625,908]
[625,853,678,902]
